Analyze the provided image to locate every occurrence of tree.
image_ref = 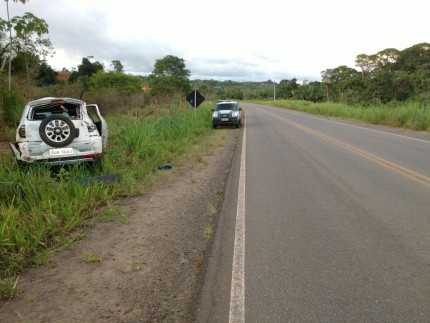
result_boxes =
[355,53,378,75]
[1,0,30,126]
[111,60,124,73]
[87,71,143,94]
[355,48,400,76]
[396,43,430,73]
[0,27,8,70]
[3,0,32,90]
[392,71,413,101]
[296,81,325,103]
[198,83,209,97]
[226,86,244,100]
[277,78,298,99]
[77,56,104,77]
[321,66,363,103]
[11,12,53,76]
[1,3,53,87]
[149,55,191,96]
[10,49,38,74]
[69,56,104,89]
[375,48,400,72]
[321,65,359,83]
[363,70,394,104]
[35,61,58,86]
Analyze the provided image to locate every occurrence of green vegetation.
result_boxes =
[0,276,18,300]
[87,71,143,95]
[204,225,213,239]
[83,251,104,263]
[319,43,430,106]
[148,55,192,96]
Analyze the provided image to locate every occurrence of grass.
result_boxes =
[131,259,145,271]
[259,100,430,132]
[0,102,219,299]
[0,276,19,300]
[98,204,129,223]
[83,251,104,263]
[204,225,213,239]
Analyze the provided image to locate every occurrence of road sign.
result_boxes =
[186,90,205,108]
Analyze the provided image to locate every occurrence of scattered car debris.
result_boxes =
[158,165,172,170]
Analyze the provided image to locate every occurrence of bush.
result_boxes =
[0,90,24,127]
[87,71,143,95]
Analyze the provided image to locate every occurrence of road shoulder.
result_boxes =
[0,129,238,322]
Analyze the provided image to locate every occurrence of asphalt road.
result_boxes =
[197,103,430,322]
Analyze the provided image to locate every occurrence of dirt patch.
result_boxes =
[0,130,237,322]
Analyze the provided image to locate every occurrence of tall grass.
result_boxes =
[267,100,430,131]
[0,103,214,299]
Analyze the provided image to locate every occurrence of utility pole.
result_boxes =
[273,81,276,101]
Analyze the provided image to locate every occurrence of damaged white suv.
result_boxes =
[9,97,108,166]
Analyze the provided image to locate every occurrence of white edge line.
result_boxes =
[229,114,246,323]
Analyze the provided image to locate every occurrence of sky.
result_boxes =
[2,0,429,82]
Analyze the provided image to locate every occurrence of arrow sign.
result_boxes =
[186,89,205,109]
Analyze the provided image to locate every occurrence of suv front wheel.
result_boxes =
[39,115,76,148]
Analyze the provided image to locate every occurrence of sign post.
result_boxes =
[186,89,205,109]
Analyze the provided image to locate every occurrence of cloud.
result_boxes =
[3,0,429,82]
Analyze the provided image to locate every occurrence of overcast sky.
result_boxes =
[3,0,429,81]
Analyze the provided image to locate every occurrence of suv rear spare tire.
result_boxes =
[39,115,76,148]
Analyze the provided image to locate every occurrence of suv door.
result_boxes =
[87,104,108,151]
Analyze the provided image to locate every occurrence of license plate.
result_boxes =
[50,148,74,156]
[221,118,229,121]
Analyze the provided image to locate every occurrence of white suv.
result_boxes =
[9,97,108,166]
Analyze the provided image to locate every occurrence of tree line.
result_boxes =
[1,0,429,128]
[320,43,430,105]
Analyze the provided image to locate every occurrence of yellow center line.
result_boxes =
[263,109,430,189]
